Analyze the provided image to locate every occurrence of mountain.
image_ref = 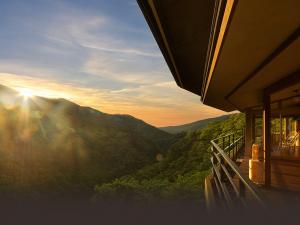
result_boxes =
[0,84,174,197]
[94,113,245,203]
[0,84,246,203]
[159,115,231,134]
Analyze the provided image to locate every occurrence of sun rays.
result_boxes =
[17,88,35,99]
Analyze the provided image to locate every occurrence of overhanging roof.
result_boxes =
[203,0,300,111]
[138,0,300,112]
[137,0,216,95]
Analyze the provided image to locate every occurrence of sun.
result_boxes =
[18,88,35,98]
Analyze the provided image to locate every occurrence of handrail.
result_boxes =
[210,132,266,208]
[211,132,235,142]
[211,129,244,142]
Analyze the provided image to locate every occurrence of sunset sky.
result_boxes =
[0,0,226,126]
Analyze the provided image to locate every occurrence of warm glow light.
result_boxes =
[1,73,227,127]
[18,88,35,98]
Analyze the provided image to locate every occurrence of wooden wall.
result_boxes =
[271,159,300,191]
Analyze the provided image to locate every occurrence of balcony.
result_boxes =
[205,130,300,209]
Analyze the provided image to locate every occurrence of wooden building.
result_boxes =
[137,0,300,208]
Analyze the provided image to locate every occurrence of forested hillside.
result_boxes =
[0,85,175,198]
[0,84,245,203]
[94,113,245,203]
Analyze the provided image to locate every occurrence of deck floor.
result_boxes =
[233,147,300,206]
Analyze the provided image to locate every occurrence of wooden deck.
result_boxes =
[233,146,300,206]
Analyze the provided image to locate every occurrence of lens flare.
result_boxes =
[18,88,35,98]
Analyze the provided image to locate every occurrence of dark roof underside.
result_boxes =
[138,0,216,96]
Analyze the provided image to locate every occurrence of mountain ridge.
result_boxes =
[0,84,175,197]
[159,115,231,134]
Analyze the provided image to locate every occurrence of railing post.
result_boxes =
[220,157,226,182]
[236,140,238,159]
[210,133,265,208]
[212,147,216,163]
[236,138,239,158]
[231,134,234,159]
[222,137,225,151]
[212,146,216,177]
[239,179,246,198]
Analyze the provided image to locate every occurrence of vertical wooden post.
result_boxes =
[278,101,282,149]
[296,120,300,147]
[239,179,245,198]
[279,114,282,149]
[263,93,271,187]
[245,110,255,157]
[286,117,290,139]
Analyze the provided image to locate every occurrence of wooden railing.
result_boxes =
[210,133,266,208]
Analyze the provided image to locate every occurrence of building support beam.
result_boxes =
[296,120,300,147]
[279,114,283,149]
[245,110,255,157]
[263,93,271,187]
[286,117,290,139]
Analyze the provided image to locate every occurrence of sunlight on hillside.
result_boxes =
[18,88,35,98]
[0,88,90,191]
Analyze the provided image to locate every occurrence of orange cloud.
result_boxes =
[0,72,227,127]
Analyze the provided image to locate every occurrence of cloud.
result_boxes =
[0,1,167,87]
[40,4,159,59]
[82,50,169,85]
[0,72,226,126]
[79,43,161,58]
[0,1,227,126]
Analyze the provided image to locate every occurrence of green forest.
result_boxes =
[0,84,245,203]
[93,113,245,203]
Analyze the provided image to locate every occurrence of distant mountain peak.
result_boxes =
[159,115,231,134]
